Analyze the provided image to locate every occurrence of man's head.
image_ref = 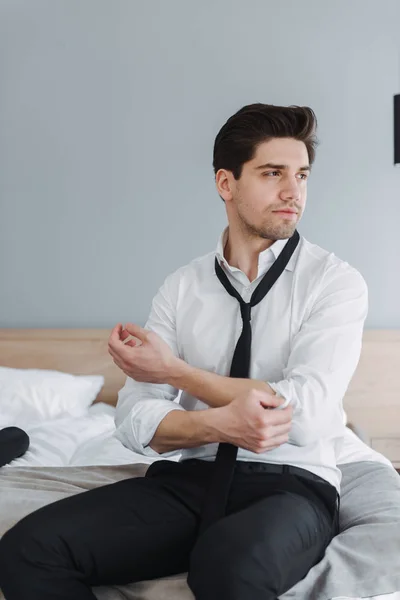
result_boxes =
[213,103,318,241]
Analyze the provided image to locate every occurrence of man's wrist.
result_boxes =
[196,405,226,445]
[167,357,193,388]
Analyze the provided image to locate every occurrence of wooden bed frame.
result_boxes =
[0,328,399,465]
[0,329,124,406]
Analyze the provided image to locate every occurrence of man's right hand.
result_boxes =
[212,389,293,454]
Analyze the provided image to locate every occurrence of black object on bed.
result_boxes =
[0,427,30,467]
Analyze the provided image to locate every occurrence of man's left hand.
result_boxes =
[108,323,179,384]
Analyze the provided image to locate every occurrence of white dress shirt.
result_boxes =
[114,226,368,493]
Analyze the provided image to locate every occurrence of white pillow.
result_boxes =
[0,366,104,427]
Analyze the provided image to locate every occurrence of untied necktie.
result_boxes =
[198,229,301,535]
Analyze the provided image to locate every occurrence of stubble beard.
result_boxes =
[237,206,299,242]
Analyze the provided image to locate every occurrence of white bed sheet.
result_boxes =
[2,403,154,468]
[2,403,400,600]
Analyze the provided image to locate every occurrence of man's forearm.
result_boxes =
[148,407,223,454]
[168,359,277,408]
[149,360,282,453]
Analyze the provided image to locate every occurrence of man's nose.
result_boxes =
[280,179,301,200]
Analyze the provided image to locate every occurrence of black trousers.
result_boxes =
[0,427,30,468]
[0,459,339,600]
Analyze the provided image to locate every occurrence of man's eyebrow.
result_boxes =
[254,163,311,171]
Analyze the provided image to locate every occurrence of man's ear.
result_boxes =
[215,169,233,202]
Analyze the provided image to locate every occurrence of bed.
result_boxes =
[0,328,400,600]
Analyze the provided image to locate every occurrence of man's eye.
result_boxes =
[262,171,308,179]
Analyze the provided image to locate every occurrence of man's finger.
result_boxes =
[109,347,127,371]
[109,349,123,368]
[108,347,122,363]
[120,329,138,347]
[258,393,285,409]
[108,324,137,357]
[270,422,292,438]
[267,406,293,425]
[108,338,131,363]
[124,323,147,342]
[108,323,123,349]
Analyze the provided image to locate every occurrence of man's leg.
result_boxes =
[188,488,336,600]
[0,462,199,600]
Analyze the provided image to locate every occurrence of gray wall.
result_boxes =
[1,0,399,329]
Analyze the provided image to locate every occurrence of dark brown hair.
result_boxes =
[213,103,319,181]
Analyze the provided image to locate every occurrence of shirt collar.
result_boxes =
[215,225,297,273]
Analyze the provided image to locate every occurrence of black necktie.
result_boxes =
[198,229,301,535]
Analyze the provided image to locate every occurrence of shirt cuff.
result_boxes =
[114,402,185,458]
[267,382,291,409]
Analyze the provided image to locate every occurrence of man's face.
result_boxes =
[219,137,310,241]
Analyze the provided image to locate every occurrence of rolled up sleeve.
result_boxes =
[113,270,186,457]
[267,263,368,447]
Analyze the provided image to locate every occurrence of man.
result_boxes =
[0,104,368,600]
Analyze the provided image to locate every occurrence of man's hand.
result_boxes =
[213,389,293,453]
[108,323,180,384]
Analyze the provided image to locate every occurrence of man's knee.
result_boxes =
[188,522,275,600]
[0,512,63,578]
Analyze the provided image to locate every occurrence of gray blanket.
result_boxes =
[0,460,399,600]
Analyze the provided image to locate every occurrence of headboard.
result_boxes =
[0,329,124,406]
[0,328,399,442]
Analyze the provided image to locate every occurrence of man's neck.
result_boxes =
[224,227,274,283]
